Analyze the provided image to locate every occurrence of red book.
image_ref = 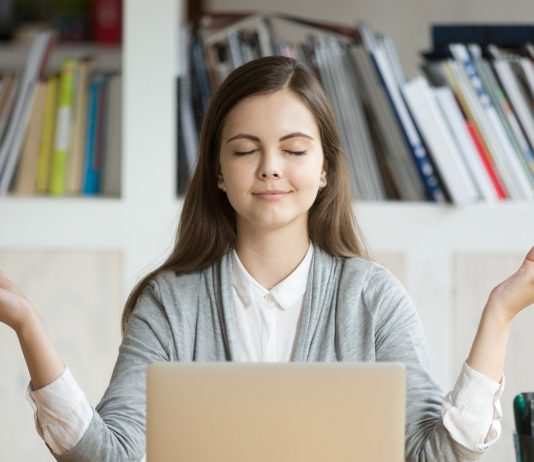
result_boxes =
[91,0,122,44]
[466,121,507,199]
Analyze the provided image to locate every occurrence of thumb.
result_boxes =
[0,272,25,298]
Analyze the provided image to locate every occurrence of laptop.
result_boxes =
[146,362,406,462]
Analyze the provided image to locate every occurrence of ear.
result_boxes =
[217,174,226,191]
[320,167,328,188]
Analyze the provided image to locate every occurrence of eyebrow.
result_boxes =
[226,132,314,143]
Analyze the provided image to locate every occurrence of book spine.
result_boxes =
[49,59,77,196]
[66,59,92,195]
[35,75,58,193]
[402,77,478,205]
[370,42,446,201]
[91,0,122,44]
[14,82,47,195]
[82,77,100,195]
[466,121,507,199]
[450,45,534,199]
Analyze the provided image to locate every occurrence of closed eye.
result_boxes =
[233,150,307,156]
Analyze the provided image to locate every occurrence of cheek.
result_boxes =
[225,170,250,192]
[292,162,322,187]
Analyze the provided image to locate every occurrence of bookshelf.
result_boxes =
[0,0,532,461]
[0,43,121,72]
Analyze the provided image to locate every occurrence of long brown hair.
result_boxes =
[121,55,367,333]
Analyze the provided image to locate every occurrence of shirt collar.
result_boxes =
[231,242,314,310]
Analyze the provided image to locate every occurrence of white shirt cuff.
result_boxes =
[26,365,93,455]
[442,361,504,451]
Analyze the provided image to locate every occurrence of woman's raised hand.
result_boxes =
[0,271,65,389]
[488,246,534,322]
[0,272,35,333]
[467,246,534,382]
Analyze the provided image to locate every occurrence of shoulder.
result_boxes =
[340,256,412,318]
[340,256,400,290]
[145,268,204,307]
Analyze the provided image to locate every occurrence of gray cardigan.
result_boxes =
[56,243,484,462]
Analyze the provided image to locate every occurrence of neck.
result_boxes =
[235,224,310,290]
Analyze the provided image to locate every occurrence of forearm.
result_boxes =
[466,300,510,383]
[17,308,65,389]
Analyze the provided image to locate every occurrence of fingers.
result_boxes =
[0,272,24,297]
[527,246,534,263]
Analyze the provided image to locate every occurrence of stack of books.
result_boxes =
[415,24,534,204]
[0,31,122,198]
[179,13,534,204]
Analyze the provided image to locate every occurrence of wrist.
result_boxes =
[482,299,513,330]
[15,305,41,338]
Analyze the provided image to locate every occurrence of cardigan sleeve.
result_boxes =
[362,264,486,462]
[53,280,174,462]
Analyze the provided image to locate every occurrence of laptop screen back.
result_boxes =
[147,362,405,462]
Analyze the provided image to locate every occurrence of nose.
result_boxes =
[257,150,282,180]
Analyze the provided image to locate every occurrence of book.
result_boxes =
[82,74,107,195]
[358,21,447,202]
[178,25,199,193]
[469,45,534,182]
[102,74,122,197]
[35,74,59,194]
[0,30,56,195]
[424,59,509,200]
[0,73,18,144]
[432,86,498,202]
[49,58,79,196]
[13,81,48,195]
[350,43,426,200]
[402,76,479,205]
[201,14,272,86]
[91,0,122,44]
[432,51,532,200]
[517,56,534,101]
[465,119,507,199]
[313,34,385,199]
[487,45,534,177]
[66,58,93,195]
[93,73,110,194]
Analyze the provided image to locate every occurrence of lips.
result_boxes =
[253,190,290,195]
[253,190,291,200]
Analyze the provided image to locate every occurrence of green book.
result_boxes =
[49,58,78,196]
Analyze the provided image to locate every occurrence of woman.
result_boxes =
[1,56,533,461]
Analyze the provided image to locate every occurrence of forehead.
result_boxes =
[222,89,320,139]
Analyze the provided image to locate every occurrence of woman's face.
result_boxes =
[218,89,327,235]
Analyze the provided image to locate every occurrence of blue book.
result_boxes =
[82,75,104,195]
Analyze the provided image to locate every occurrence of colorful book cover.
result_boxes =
[82,74,106,195]
[14,81,48,195]
[66,58,93,195]
[466,121,507,199]
[35,74,59,194]
[49,58,78,196]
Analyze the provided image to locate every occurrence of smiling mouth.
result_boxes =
[253,191,291,200]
